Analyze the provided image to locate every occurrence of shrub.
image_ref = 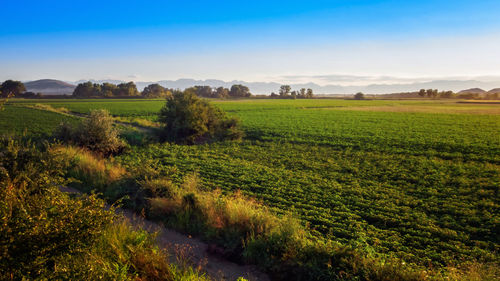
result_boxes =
[158,90,243,144]
[354,92,365,100]
[55,109,125,155]
[0,138,114,280]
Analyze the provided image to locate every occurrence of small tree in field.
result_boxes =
[354,92,365,100]
[55,109,125,155]
[0,80,25,110]
[158,90,243,144]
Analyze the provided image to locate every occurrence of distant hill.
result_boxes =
[24,79,75,95]
[457,88,486,95]
[487,88,500,94]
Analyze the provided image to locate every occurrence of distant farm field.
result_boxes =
[3,98,499,267]
[0,105,79,138]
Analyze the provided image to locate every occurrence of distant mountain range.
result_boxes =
[23,78,500,95]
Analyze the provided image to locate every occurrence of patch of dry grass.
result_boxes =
[114,116,161,128]
[26,103,72,115]
[331,105,500,115]
[49,145,126,191]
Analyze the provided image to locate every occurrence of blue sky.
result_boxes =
[1,0,500,83]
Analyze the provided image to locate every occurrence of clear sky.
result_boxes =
[1,0,500,84]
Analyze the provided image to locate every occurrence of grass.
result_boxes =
[0,105,79,138]
[50,145,127,192]
[24,103,71,114]
[114,116,161,127]
[85,220,211,281]
[52,147,433,280]
[11,98,166,117]
[3,98,500,280]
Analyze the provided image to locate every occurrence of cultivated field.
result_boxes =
[2,98,499,270]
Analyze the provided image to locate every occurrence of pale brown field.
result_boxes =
[332,104,500,115]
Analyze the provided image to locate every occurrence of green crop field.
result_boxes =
[3,98,500,268]
[0,105,79,138]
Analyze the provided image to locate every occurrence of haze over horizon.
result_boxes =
[2,0,500,85]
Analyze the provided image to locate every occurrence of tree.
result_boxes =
[114,82,139,97]
[291,90,297,99]
[298,88,307,98]
[73,82,100,97]
[196,86,214,98]
[0,80,25,98]
[418,89,426,97]
[158,90,243,144]
[229,84,251,97]
[440,91,454,98]
[279,85,291,97]
[270,92,278,98]
[214,87,230,98]
[101,83,117,97]
[142,84,171,98]
[113,82,140,97]
[354,92,365,100]
[306,88,314,98]
[426,89,438,98]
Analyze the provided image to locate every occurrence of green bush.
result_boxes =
[55,109,125,155]
[158,90,243,144]
[0,138,114,280]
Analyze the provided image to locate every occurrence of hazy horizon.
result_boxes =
[2,1,500,83]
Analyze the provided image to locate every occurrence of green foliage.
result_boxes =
[142,83,172,98]
[66,221,210,281]
[354,92,365,99]
[0,80,25,97]
[2,98,499,280]
[0,138,114,280]
[73,81,140,97]
[215,86,230,98]
[158,90,243,144]
[0,105,79,139]
[279,85,291,96]
[230,84,252,97]
[278,85,313,98]
[0,138,210,280]
[77,165,447,281]
[55,109,125,155]
[114,82,140,97]
[118,99,498,269]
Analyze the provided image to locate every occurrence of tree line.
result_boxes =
[72,81,254,98]
[6,79,500,100]
[417,89,499,99]
[1,79,315,99]
[270,85,314,99]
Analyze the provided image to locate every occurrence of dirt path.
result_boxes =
[60,187,269,281]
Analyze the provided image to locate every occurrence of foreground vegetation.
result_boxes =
[1,97,498,280]
[0,138,209,280]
